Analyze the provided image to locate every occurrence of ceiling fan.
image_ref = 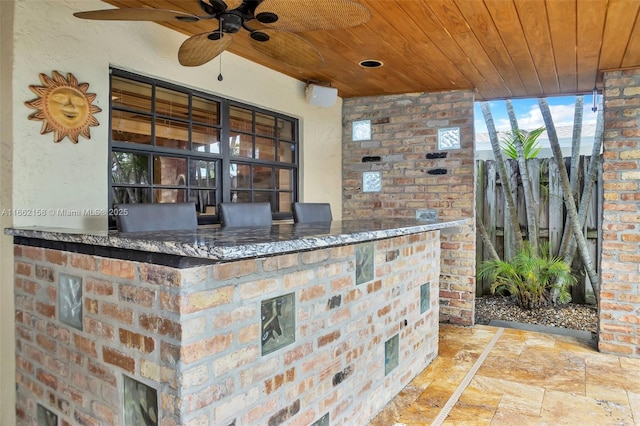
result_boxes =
[74,0,371,70]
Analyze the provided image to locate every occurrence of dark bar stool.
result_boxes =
[219,202,273,228]
[114,202,198,232]
[292,202,333,224]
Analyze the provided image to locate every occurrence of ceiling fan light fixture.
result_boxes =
[256,12,279,24]
[220,13,243,32]
[250,31,270,42]
[359,59,383,68]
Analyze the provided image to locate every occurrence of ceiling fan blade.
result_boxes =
[178,33,233,66]
[223,0,244,10]
[250,29,324,69]
[255,0,370,32]
[74,8,199,22]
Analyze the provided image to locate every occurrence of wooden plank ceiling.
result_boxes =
[98,0,640,100]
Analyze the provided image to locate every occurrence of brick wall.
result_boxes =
[600,68,640,358]
[14,231,440,425]
[342,90,476,325]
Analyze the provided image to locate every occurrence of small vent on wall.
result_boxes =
[426,152,448,159]
[427,169,447,175]
[362,156,381,163]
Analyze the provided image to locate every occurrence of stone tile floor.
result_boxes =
[370,324,640,425]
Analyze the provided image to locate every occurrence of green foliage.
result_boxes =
[477,242,576,310]
[501,127,545,160]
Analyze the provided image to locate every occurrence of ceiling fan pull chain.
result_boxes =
[218,18,224,81]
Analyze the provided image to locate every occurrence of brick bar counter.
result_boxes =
[6,218,464,426]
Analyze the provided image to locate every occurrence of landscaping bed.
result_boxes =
[475,295,598,333]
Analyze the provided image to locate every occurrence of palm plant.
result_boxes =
[501,127,544,160]
[477,242,576,310]
[502,126,545,256]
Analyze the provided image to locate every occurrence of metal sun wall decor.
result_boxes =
[25,70,101,143]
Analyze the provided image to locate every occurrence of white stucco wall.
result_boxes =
[2,1,343,423]
[1,2,16,426]
[11,0,342,229]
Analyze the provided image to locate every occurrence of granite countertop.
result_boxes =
[5,218,467,261]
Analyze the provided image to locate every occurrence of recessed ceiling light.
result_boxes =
[359,59,383,68]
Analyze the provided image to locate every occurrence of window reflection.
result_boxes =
[193,125,220,153]
[155,119,189,150]
[230,106,253,132]
[111,152,149,185]
[256,112,276,137]
[229,132,252,158]
[111,76,152,112]
[112,187,151,204]
[153,156,187,203]
[111,110,151,145]
[279,119,294,141]
[256,137,276,160]
[156,87,189,120]
[254,166,273,189]
[192,96,219,125]
[109,70,298,223]
[278,142,294,163]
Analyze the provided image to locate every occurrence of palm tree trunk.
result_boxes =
[563,99,604,265]
[480,102,524,253]
[476,211,500,261]
[538,98,600,303]
[558,96,584,257]
[506,100,539,254]
[505,99,520,132]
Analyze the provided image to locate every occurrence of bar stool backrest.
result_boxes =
[115,202,198,232]
[292,202,333,224]
[219,202,273,228]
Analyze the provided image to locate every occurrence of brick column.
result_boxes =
[600,68,640,357]
[342,90,476,325]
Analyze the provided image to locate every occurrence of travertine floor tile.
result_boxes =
[370,325,640,426]
[478,377,545,417]
[586,383,630,405]
[443,401,496,425]
[586,357,640,393]
[538,390,634,425]
[627,391,640,425]
[489,411,551,426]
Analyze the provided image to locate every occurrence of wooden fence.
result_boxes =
[475,156,602,304]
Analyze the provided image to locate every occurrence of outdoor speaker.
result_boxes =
[305,84,338,107]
